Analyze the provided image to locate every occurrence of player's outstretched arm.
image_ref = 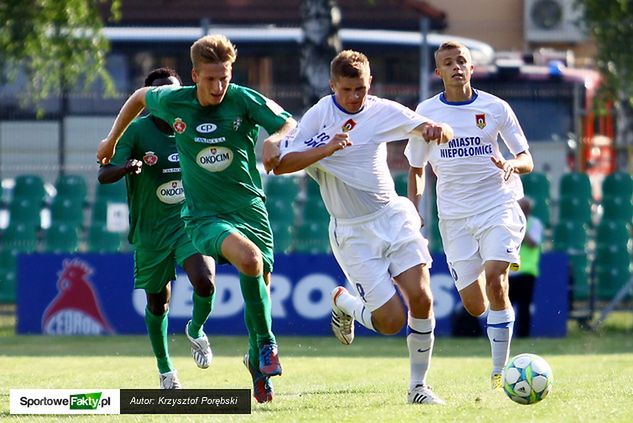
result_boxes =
[97,87,151,165]
[491,150,534,181]
[98,160,143,184]
[262,118,297,173]
[412,122,454,144]
[274,133,352,175]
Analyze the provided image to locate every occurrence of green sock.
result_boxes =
[239,273,276,346]
[244,308,259,369]
[144,307,174,374]
[187,291,215,339]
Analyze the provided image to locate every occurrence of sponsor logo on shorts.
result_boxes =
[196,146,233,172]
[156,180,185,204]
[196,123,217,134]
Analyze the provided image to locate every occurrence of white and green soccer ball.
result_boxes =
[503,353,553,405]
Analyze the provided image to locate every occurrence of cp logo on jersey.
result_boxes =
[475,113,486,129]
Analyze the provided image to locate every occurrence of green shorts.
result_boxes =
[184,199,274,273]
[133,230,200,294]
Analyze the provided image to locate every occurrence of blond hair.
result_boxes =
[330,50,370,79]
[434,41,471,66]
[190,34,237,69]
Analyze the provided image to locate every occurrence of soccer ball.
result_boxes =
[502,353,553,405]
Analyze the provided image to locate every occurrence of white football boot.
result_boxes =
[407,384,445,405]
[159,370,182,389]
[185,320,213,369]
[331,286,355,345]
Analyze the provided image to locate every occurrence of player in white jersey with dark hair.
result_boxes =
[264,49,452,405]
[404,41,534,391]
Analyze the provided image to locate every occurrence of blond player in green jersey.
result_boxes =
[97,35,297,403]
[98,68,216,389]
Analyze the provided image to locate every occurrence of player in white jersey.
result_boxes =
[404,41,534,391]
[265,50,452,405]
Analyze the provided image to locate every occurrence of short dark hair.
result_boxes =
[144,68,182,87]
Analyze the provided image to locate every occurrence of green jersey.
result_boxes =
[110,115,185,248]
[144,84,291,218]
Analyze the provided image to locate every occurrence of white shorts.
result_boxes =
[329,196,432,312]
[439,201,526,291]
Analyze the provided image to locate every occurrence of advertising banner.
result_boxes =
[17,253,567,337]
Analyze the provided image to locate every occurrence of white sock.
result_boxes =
[486,308,515,374]
[336,289,376,332]
[406,315,435,390]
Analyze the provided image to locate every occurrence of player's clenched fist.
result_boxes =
[420,122,453,144]
[97,139,116,165]
[325,133,353,156]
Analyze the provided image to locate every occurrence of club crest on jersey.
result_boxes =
[143,151,158,166]
[233,116,242,131]
[475,113,486,129]
[173,117,187,134]
[342,119,356,133]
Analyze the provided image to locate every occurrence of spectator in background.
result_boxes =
[509,197,543,338]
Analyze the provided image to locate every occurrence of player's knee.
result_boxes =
[408,290,433,312]
[464,301,488,317]
[238,250,263,276]
[375,314,406,335]
[147,302,168,316]
[188,271,215,297]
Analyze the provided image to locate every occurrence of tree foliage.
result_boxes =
[579,0,633,104]
[0,0,120,105]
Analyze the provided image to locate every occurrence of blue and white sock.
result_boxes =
[487,308,515,374]
[407,314,435,390]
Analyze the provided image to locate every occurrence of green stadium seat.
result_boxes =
[50,197,85,227]
[552,220,587,253]
[595,219,632,251]
[602,171,633,200]
[568,253,590,301]
[594,244,632,270]
[43,223,80,253]
[8,197,41,229]
[271,222,293,254]
[54,174,88,204]
[302,196,330,225]
[0,249,17,302]
[558,195,591,226]
[266,198,295,224]
[521,172,550,203]
[559,172,592,202]
[601,196,633,224]
[87,225,124,253]
[594,263,632,301]
[12,174,46,203]
[95,180,127,202]
[305,177,321,200]
[2,222,39,252]
[293,221,330,254]
[393,172,408,197]
[264,175,300,200]
[531,197,551,228]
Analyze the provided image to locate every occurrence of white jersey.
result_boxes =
[404,89,529,220]
[280,94,428,219]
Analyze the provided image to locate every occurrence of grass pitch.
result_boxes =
[1,305,632,422]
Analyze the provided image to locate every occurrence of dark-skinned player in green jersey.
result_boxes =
[97,35,297,403]
[98,68,216,390]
